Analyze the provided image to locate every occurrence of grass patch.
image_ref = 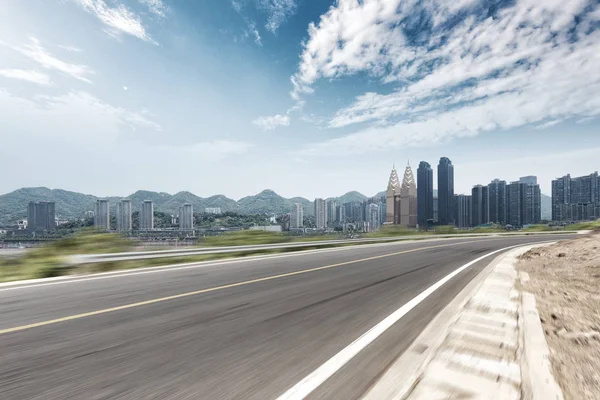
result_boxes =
[566,219,600,231]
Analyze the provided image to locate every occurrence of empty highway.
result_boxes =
[0,234,574,399]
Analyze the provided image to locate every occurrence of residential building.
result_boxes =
[314,198,327,229]
[471,185,489,226]
[552,172,600,221]
[27,201,56,231]
[205,207,222,214]
[351,202,364,223]
[327,200,338,226]
[437,157,455,225]
[417,161,434,227]
[455,195,472,228]
[94,200,110,231]
[368,203,380,231]
[385,165,401,224]
[507,182,522,226]
[488,179,507,224]
[140,200,154,230]
[336,204,346,224]
[116,199,132,232]
[400,163,418,227]
[179,204,194,231]
[507,178,542,226]
[290,203,303,229]
[433,196,439,223]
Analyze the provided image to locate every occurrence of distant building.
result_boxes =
[368,203,380,231]
[140,200,154,230]
[386,165,401,224]
[249,225,282,232]
[417,161,434,227]
[290,203,303,229]
[116,199,132,232]
[488,179,507,225]
[471,185,489,226]
[552,172,600,222]
[327,200,338,226]
[205,207,222,214]
[433,196,439,223]
[399,163,418,227]
[94,200,110,231]
[179,204,194,230]
[17,219,28,230]
[507,178,541,226]
[519,176,538,185]
[314,198,327,229]
[437,157,455,225]
[336,204,346,224]
[455,195,472,228]
[27,201,56,231]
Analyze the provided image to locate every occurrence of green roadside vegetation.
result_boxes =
[565,219,600,231]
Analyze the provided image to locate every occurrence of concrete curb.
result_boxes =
[363,242,565,400]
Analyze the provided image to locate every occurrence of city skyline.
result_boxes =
[0,1,599,200]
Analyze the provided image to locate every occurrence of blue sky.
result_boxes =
[0,0,599,199]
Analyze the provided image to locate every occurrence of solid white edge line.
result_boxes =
[276,243,526,400]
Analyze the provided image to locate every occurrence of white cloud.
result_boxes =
[74,0,158,44]
[138,0,168,17]
[535,119,563,130]
[291,0,600,155]
[247,22,262,46]
[57,45,83,52]
[260,0,297,33]
[0,69,51,85]
[7,37,94,83]
[253,114,290,130]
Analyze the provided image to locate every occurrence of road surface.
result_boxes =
[0,234,574,399]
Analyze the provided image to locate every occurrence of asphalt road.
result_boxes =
[0,234,574,400]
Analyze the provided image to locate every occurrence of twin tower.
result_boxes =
[385,162,418,227]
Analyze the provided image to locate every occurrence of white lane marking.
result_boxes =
[276,243,527,400]
[0,239,437,292]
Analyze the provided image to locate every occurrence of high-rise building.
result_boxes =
[471,185,490,226]
[290,203,303,229]
[368,203,380,231]
[327,200,338,226]
[417,161,434,227]
[455,195,472,228]
[179,204,194,231]
[519,176,537,185]
[552,172,600,221]
[506,178,541,226]
[400,163,418,227]
[116,199,132,232]
[27,201,56,231]
[95,200,110,231]
[437,157,455,225]
[507,182,522,226]
[385,166,401,224]
[433,196,439,223]
[140,200,154,230]
[314,198,327,229]
[337,204,346,224]
[488,179,507,224]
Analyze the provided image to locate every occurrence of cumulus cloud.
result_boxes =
[74,0,157,44]
[253,114,290,130]
[291,0,600,155]
[7,37,94,83]
[0,69,51,85]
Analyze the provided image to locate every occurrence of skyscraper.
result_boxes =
[471,185,489,226]
[506,182,522,226]
[290,203,303,229]
[368,203,380,231]
[385,166,400,224]
[140,200,154,230]
[488,179,507,224]
[314,198,327,229]
[437,157,454,225]
[116,199,132,232]
[417,161,434,227]
[400,163,418,227]
[327,200,338,226]
[520,177,541,225]
[179,204,194,231]
[27,201,56,231]
[455,195,472,228]
[95,200,110,231]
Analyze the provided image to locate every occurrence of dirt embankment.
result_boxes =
[519,233,600,400]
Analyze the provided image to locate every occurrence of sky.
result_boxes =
[0,0,599,200]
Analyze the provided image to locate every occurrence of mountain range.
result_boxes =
[0,187,383,225]
[0,187,551,225]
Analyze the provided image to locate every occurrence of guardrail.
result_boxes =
[69,231,578,265]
